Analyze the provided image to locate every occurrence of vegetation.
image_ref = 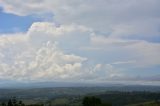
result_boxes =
[1,97,43,106]
[1,94,159,106]
[95,91,160,106]
[1,97,25,106]
[0,87,160,106]
[82,96,101,106]
[82,96,112,106]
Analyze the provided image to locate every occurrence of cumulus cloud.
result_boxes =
[0,22,122,82]
[0,21,159,83]
[0,0,160,84]
[0,22,89,82]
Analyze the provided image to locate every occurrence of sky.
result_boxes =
[0,0,160,85]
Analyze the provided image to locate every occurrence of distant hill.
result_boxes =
[0,85,160,100]
[0,81,160,91]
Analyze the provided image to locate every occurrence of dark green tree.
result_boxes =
[82,96,101,106]
[18,100,25,106]
[1,102,6,106]
[8,99,13,106]
[12,97,18,106]
[6,97,25,106]
[83,96,112,106]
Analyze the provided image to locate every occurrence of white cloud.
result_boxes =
[0,0,160,85]
[0,22,123,82]
[1,0,160,39]
[0,21,159,84]
[0,22,89,82]
[112,60,136,65]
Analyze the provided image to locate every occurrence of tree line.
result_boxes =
[0,97,43,106]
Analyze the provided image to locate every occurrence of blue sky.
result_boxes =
[0,10,42,33]
[0,0,160,85]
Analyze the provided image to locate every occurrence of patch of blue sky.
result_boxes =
[0,8,43,34]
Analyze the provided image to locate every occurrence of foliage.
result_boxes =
[96,91,160,106]
[0,97,25,106]
[82,96,101,106]
[0,97,42,106]
[82,96,112,106]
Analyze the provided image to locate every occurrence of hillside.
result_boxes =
[127,101,160,106]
